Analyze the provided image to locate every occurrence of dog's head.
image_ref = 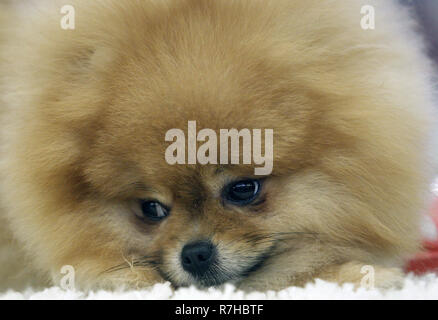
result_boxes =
[74,15,329,288]
[3,0,431,290]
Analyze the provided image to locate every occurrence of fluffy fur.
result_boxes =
[0,0,436,291]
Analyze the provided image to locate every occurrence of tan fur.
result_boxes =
[0,0,436,291]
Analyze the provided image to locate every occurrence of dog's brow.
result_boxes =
[131,182,155,193]
[214,166,226,175]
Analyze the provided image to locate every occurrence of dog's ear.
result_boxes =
[62,45,117,80]
[41,44,118,128]
[63,47,98,80]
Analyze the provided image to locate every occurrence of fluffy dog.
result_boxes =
[0,0,436,291]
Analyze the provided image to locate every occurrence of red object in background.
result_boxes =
[405,197,438,275]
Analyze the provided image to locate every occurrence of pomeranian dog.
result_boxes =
[0,0,436,291]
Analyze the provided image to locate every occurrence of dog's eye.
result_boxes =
[138,200,170,222]
[223,179,261,205]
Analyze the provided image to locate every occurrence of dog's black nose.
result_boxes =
[181,241,216,276]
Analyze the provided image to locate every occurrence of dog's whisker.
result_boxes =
[102,255,160,274]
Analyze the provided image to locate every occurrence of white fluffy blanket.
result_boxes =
[1,274,438,300]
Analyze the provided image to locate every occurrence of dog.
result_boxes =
[0,0,436,291]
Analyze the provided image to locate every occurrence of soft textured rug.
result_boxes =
[1,274,438,300]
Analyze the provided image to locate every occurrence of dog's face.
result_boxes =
[35,15,353,289]
[76,42,333,289]
[2,0,428,291]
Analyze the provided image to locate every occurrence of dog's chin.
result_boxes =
[169,253,270,289]
[165,268,239,289]
[190,273,241,289]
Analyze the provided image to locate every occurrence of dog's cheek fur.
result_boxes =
[0,2,127,288]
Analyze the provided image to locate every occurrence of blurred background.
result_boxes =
[411,0,438,182]
[413,0,438,63]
